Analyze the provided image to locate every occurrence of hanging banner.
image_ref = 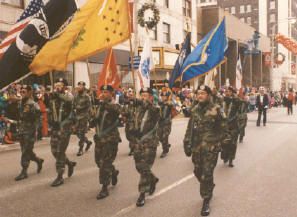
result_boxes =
[264,52,271,66]
[291,63,296,75]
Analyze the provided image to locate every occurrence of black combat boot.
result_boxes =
[96,184,109,200]
[228,159,234,167]
[112,170,119,186]
[15,169,28,181]
[51,171,64,187]
[239,136,243,143]
[37,158,44,173]
[68,162,77,177]
[85,141,92,152]
[149,177,159,195]
[128,149,134,156]
[136,193,145,207]
[77,146,83,156]
[201,198,210,216]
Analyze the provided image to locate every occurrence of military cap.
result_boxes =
[100,85,113,92]
[140,87,153,95]
[21,85,32,91]
[77,81,86,86]
[56,78,68,86]
[196,84,211,94]
[160,92,169,97]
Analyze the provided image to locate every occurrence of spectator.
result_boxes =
[249,92,256,112]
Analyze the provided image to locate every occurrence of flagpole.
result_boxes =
[49,71,58,122]
[86,58,92,88]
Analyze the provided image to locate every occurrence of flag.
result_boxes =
[235,54,243,90]
[30,0,131,75]
[97,49,121,97]
[128,0,134,33]
[204,68,217,89]
[136,34,154,92]
[168,32,191,89]
[0,0,44,59]
[0,0,77,89]
[179,17,228,85]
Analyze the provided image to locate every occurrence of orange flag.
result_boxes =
[97,48,120,97]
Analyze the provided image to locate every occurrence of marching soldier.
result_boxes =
[158,92,173,158]
[132,88,160,207]
[91,85,121,200]
[221,87,240,167]
[210,87,223,107]
[73,81,92,156]
[123,89,136,156]
[50,78,76,187]
[183,85,230,216]
[238,96,249,143]
[15,85,44,181]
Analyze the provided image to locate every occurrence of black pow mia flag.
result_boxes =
[0,0,77,89]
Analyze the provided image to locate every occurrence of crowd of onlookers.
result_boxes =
[1,82,296,145]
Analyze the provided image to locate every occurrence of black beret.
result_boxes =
[56,78,68,86]
[77,81,86,86]
[227,86,234,92]
[140,87,153,95]
[100,85,113,92]
[160,92,169,97]
[21,85,32,91]
[196,84,211,94]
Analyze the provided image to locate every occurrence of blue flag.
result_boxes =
[179,17,228,84]
[169,32,191,89]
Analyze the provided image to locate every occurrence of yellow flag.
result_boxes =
[30,0,131,75]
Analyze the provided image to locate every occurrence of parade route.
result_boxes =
[1,107,297,217]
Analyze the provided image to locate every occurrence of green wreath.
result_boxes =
[137,3,160,30]
[275,52,286,66]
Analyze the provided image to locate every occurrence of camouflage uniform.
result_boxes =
[93,100,121,189]
[221,96,240,162]
[49,92,75,177]
[184,101,229,200]
[157,100,173,154]
[123,99,136,154]
[211,94,223,107]
[18,97,43,173]
[238,99,249,142]
[133,101,160,194]
[73,91,92,153]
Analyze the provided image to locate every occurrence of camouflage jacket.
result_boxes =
[18,97,41,135]
[238,99,249,127]
[49,91,73,130]
[122,100,136,132]
[158,101,173,126]
[135,101,160,144]
[94,100,121,143]
[223,96,240,126]
[73,92,91,120]
[184,101,230,149]
[211,94,223,107]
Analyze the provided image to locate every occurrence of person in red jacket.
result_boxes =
[287,89,294,115]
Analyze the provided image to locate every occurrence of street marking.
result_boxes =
[112,174,194,217]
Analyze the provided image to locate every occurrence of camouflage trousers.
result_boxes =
[125,127,135,152]
[133,143,158,193]
[19,133,40,169]
[50,129,72,174]
[94,139,118,186]
[221,129,239,161]
[192,144,219,199]
[76,118,91,149]
[157,124,171,152]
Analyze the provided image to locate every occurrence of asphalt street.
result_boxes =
[1,107,297,217]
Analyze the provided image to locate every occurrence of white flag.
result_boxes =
[74,61,90,89]
[235,55,242,89]
[136,35,154,92]
[204,68,217,89]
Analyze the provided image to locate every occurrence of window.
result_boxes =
[163,22,170,43]
[183,0,192,18]
[270,13,276,23]
[150,26,157,40]
[246,4,251,13]
[247,17,252,25]
[240,5,245,13]
[1,0,23,8]
[224,8,229,13]
[164,0,169,8]
[270,0,275,9]
[231,6,236,14]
